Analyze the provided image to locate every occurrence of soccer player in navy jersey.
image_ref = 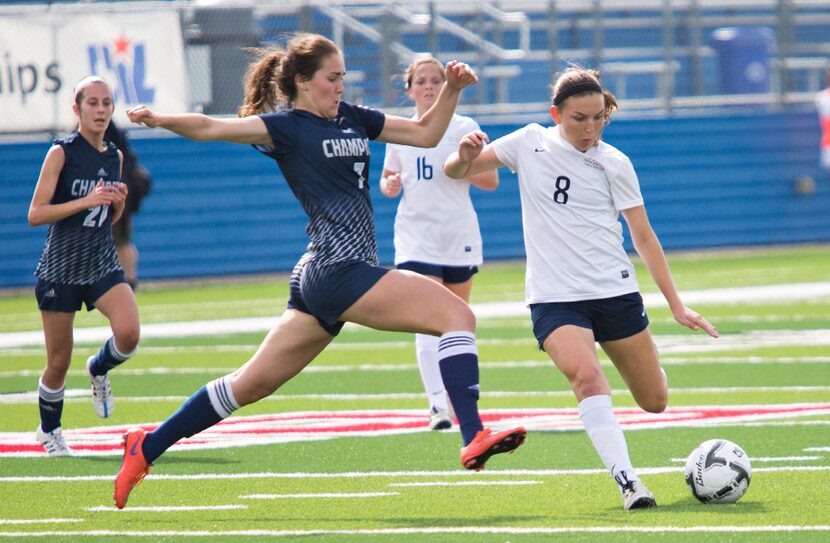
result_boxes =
[28,76,138,456]
[113,33,526,509]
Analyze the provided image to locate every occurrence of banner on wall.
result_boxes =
[0,10,187,132]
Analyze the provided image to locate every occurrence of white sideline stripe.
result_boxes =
[4,354,830,378]
[805,447,830,452]
[0,519,82,525]
[389,480,543,487]
[3,330,830,355]
[1,281,829,348]
[4,384,830,405]
[85,505,247,512]
[1,526,829,537]
[671,456,821,463]
[239,492,398,499]
[3,465,829,483]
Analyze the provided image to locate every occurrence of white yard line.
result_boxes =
[85,505,246,512]
[1,526,829,537]
[388,481,543,487]
[3,354,830,379]
[2,465,828,483]
[2,281,828,349]
[2,385,830,405]
[239,492,398,499]
[0,519,82,525]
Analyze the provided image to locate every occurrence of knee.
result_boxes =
[442,302,476,333]
[570,365,607,398]
[114,327,140,354]
[637,391,668,414]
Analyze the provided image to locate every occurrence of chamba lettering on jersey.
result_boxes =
[322,137,370,158]
[35,131,122,285]
[256,101,386,266]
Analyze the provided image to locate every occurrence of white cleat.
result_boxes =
[428,407,453,430]
[88,356,114,418]
[616,471,657,510]
[36,426,72,457]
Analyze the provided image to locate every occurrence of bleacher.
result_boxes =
[253,1,830,111]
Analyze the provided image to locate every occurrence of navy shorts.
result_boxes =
[35,269,127,313]
[288,258,390,336]
[397,261,478,284]
[530,292,649,349]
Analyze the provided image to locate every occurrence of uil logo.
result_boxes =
[87,35,155,105]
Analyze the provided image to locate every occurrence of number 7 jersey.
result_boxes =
[35,131,122,285]
[491,123,644,304]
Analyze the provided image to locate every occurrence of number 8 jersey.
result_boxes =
[35,132,122,285]
[491,123,644,304]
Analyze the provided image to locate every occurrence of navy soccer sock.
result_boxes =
[438,331,484,445]
[88,337,134,377]
[38,379,64,433]
[142,376,240,464]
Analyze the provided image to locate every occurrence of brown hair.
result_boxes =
[239,33,340,117]
[73,76,112,106]
[403,56,444,90]
[550,66,618,122]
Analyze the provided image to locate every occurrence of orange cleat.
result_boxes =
[113,428,152,509]
[460,426,526,471]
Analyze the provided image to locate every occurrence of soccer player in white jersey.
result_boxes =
[113,34,525,510]
[445,66,719,510]
[380,56,499,430]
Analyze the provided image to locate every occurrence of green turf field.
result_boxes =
[1,245,829,542]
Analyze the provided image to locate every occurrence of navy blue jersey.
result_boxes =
[35,131,123,284]
[256,101,386,266]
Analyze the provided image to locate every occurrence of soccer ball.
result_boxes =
[684,439,752,504]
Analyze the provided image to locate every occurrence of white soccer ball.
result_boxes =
[684,439,752,504]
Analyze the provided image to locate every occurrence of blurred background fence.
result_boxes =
[1,0,829,287]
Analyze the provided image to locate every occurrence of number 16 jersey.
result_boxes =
[383,114,483,266]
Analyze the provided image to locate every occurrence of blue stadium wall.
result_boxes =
[2,110,828,288]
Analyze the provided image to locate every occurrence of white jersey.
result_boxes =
[383,114,483,266]
[491,123,644,304]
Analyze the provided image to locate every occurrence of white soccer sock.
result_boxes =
[578,394,639,482]
[415,333,449,411]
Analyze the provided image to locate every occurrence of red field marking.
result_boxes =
[3,404,828,457]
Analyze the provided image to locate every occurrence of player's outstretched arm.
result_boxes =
[622,205,719,338]
[126,106,272,145]
[379,61,477,148]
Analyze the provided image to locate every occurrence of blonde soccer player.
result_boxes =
[380,56,498,430]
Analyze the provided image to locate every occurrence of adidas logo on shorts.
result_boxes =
[44,289,56,298]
